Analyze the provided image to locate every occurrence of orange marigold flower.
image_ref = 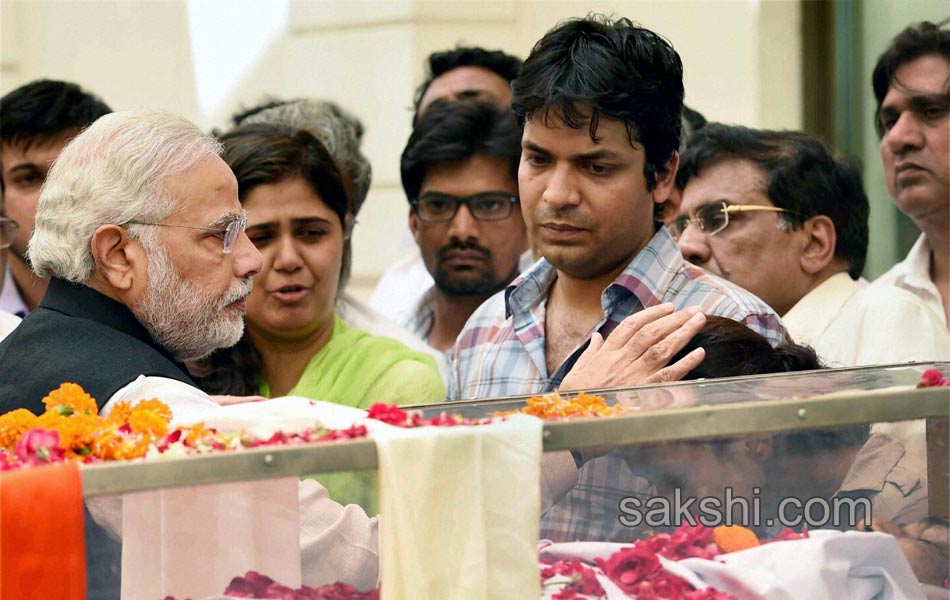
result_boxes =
[106,400,134,425]
[92,423,152,461]
[713,525,761,553]
[51,412,102,460]
[128,409,169,439]
[42,383,98,416]
[0,409,40,450]
[501,391,623,419]
[130,399,172,422]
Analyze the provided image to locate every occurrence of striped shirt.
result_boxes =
[447,227,787,541]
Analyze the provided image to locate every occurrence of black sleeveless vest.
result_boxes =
[0,278,195,413]
[0,279,199,600]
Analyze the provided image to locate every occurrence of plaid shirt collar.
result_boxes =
[505,224,684,320]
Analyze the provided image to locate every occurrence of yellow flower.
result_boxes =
[106,400,134,425]
[42,383,98,416]
[44,412,101,460]
[130,399,172,422]
[128,409,168,439]
[0,409,40,450]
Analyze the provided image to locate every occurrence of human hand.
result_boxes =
[211,394,267,406]
[560,303,706,391]
[861,517,949,586]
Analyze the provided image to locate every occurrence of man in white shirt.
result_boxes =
[870,21,949,334]
[0,79,112,317]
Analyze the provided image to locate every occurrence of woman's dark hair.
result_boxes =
[220,123,348,224]
[511,14,684,190]
[191,124,349,395]
[671,316,822,380]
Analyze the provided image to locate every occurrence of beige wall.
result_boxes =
[1,0,804,298]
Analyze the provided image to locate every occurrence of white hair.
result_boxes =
[28,110,223,282]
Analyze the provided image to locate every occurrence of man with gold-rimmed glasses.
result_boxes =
[674,123,950,369]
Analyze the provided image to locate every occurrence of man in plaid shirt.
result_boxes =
[447,16,787,542]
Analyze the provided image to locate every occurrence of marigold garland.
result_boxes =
[1,383,173,468]
[500,391,624,420]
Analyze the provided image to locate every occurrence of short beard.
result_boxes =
[432,243,518,298]
[132,237,252,362]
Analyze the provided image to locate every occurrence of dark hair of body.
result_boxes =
[0,79,112,151]
[670,316,868,460]
[872,21,950,137]
[671,316,822,380]
[511,14,684,191]
[412,46,523,123]
[401,99,522,201]
[193,124,348,395]
[676,124,869,279]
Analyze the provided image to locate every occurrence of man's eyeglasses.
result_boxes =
[411,193,519,223]
[670,202,800,241]
[0,218,19,250]
[124,210,247,254]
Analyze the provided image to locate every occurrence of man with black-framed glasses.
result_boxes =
[399,99,530,352]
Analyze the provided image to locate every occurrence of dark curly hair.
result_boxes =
[511,14,684,190]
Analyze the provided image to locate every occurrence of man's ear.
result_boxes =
[408,207,421,243]
[651,151,680,206]
[800,215,837,275]
[89,224,143,291]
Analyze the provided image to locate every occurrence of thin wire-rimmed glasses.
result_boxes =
[124,210,247,254]
[0,218,19,250]
[670,201,800,241]
[411,192,519,223]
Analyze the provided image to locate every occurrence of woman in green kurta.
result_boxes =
[194,124,444,512]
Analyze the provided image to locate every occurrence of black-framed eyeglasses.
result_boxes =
[411,192,519,223]
[0,218,19,250]
[124,210,247,254]
[670,201,800,241]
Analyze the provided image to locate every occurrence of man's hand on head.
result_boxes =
[560,303,706,392]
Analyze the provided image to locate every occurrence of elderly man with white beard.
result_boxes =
[0,111,259,413]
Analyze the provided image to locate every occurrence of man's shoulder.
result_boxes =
[666,263,783,326]
[0,305,192,412]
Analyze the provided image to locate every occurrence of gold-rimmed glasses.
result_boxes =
[670,202,800,241]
